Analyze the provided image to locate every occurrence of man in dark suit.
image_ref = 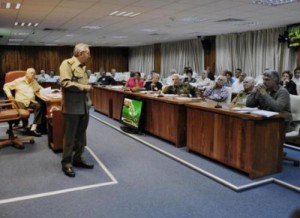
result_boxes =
[59,43,94,177]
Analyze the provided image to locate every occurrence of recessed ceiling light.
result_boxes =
[81,26,102,30]
[0,2,21,9]
[172,16,209,23]
[14,22,39,27]
[13,32,30,36]
[109,11,141,18]
[111,36,128,39]
[252,0,298,6]
[9,38,24,42]
[235,21,262,26]
[141,28,158,32]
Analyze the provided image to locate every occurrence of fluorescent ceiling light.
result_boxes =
[13,32,29,36]
[141,28,158,32]
[252,0,298,6]
[235,21,262,26]
[109,11,141,18]
[116,11,127,16]
[111,36,128,39]
[173,16,208,23]
[9,38,24,42]
[15,2,21,9]
[14,22,39,27]
[109,11,119,15]
[129,13,141,17]
[81,26,102,29]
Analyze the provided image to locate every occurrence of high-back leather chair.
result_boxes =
[5,71,26,83]
[0,99,34,149]
[4,70,34,128]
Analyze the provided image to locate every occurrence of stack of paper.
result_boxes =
[232,107,279,117]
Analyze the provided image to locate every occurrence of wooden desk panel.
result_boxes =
[186,101,286,179]
[92,86,186,147]
[144,99,186,147]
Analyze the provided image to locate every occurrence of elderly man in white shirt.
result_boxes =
[232,72,247,93]
[196,70,211,88]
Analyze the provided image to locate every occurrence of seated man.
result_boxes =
[246,70,292,128]
[97,71,116,85]
[46,70,60,83]
[166,69,177,85]
[196,70,211,88]
[162,74,197,97]
[3,68,44,136]
[144,73,162,91]
[37,69,50,83]
[232,76,255,106]
[232,72,247,93]
[203,75,229,102]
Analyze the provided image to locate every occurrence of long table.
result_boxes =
[91,86,287,178]
[91,86,190,147]
[185,100,286,179]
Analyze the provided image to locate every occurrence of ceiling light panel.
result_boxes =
[252,0,298,6]
[14,22,39,27]
[109,11,141,17]
[0,2,21,9]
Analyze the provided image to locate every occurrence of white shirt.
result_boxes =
[196,77,211,87]
[232,80,244,93]
[292,77,300,85]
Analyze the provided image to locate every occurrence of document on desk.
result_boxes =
[40,87,62,99]
[232,107,278,117]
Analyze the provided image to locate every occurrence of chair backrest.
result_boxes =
[290,94,300,121]
[5,71,26,83]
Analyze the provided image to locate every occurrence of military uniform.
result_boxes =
[60,56,92,168]
[163,82,197,97]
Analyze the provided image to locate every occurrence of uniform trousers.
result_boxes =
[61,112,89,168]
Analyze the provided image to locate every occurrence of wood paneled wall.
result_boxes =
[0,45,129,77]
[0,45,129,96]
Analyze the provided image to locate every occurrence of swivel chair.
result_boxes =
[4,70,34,130]
[284,94,300,166]
[0,99,34,149]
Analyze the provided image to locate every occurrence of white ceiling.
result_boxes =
[0,0,299,47]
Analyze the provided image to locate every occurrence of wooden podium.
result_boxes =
[47,110,63,152]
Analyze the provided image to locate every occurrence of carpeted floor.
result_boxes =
[0,109,299,218]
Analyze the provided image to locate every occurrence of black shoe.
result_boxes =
[28,130,42,137]
[62,166,75,177]
[73,161,94,169]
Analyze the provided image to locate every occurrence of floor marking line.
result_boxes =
[0,146,118,205]
[91,114,300,193]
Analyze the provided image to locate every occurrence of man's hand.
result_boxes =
[256,84,267,95]
[85,85,93,92]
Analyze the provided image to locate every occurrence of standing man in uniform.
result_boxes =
[60,43,94,177]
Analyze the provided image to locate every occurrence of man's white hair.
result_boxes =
[73,43,90,57]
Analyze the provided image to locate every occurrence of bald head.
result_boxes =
[171,74,180,86]
[25,68,36,83]
[243,76,255,92]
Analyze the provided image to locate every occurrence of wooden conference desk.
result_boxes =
[185,100,287,179]
[91,86,190,147]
